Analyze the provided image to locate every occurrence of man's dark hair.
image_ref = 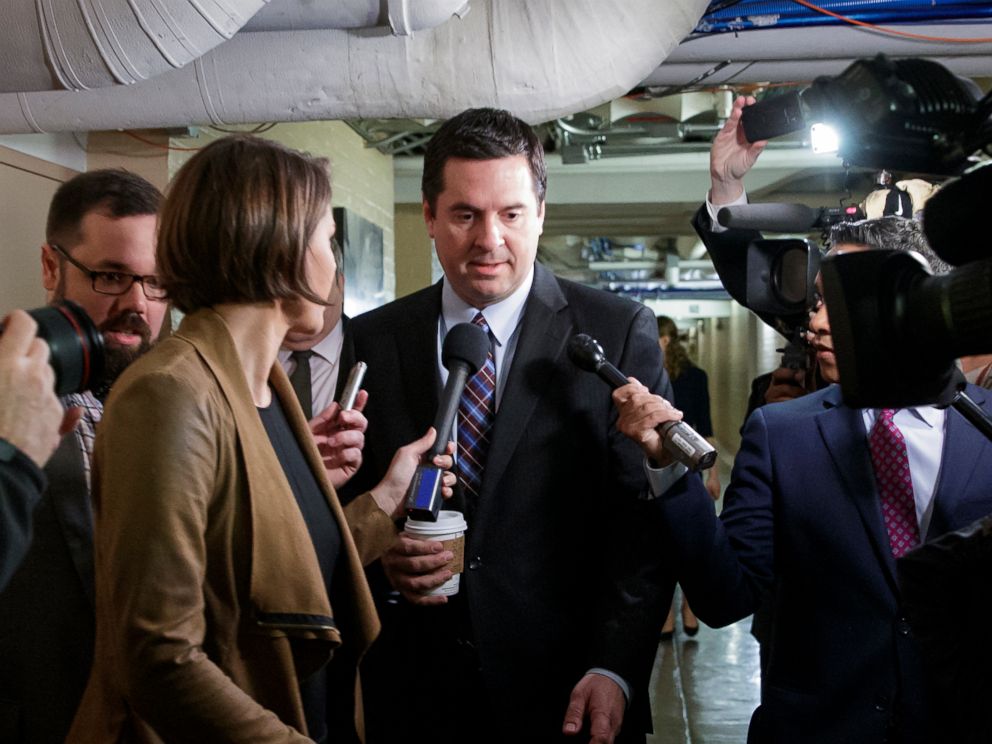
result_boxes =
[421,107,547,215]
[829,216,950,274]
[46,169,162,250]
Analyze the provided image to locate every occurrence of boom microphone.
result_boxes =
[717,203,819,233]
[567,334,717,472]
[405,321,490,521]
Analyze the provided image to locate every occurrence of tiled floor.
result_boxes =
[647,454,761,744]
[646,590,761,744]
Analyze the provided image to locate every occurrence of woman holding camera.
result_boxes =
[69,135,452,743]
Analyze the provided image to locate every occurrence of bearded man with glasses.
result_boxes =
[0,169,166,744]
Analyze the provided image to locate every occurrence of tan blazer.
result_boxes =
[68,309,395,743]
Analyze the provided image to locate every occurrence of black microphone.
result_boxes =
[405,321,490,521]
[717,203,819,233]
[567,334,717,472]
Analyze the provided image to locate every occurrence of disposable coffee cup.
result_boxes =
[404,510,467,597]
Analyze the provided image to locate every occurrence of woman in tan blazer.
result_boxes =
[69,135,452,743]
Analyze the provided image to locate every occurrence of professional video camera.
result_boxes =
[735,54,992,439]
[711,194,864,374]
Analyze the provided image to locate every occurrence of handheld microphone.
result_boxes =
[567,333,717,472]
[405,321,490,521]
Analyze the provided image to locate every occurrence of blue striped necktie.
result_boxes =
[457,312,496,500]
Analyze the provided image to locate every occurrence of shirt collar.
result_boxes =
[440,265,534,348]
[868,405,943,429]
[277,317,344,366]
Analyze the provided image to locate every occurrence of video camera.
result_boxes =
[733,54,992,438]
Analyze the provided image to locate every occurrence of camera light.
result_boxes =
[810,123,839,154]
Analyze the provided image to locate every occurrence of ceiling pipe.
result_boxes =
[642,22,992,85]
[0,0,711,134]
[243,0,471,35]
[0,0,270,94]
[643,56,992,87]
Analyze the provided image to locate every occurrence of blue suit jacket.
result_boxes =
[658,384,992,744]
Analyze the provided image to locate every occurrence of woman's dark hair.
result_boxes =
[657,315,691,381]
[421,107,547,215]
[157,135,332,314]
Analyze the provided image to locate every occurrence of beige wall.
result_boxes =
[0,147,79,315]
[87,131,171,193]
[394,202,436,298]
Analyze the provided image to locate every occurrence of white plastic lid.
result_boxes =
[405,509,468,537]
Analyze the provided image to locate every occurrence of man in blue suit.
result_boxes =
[611,101,992,742]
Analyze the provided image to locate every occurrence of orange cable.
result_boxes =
[123,130,201,152]
[791,0,992,43]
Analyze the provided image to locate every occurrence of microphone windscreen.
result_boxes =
[566,333,604,372]
[717,203,818,233]
[923,163,992,267]
[442,322,490,375]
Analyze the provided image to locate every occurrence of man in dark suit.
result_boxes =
[280,236,350,420]
[0,170,165,743]
[611,98,992,743]
[340,108,674,743]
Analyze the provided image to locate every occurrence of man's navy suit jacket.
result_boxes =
[341,263,674,739]
[657,383,992,744]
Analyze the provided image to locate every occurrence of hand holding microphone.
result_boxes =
[404,321,490,521]
[567,334,717,472]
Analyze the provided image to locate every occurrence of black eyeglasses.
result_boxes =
[50,244,167,301]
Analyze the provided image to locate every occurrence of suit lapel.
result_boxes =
[45,433,95,607]
[393,285,443,436]
[478,266,568,504]
[928,385,990,538]
[815,387,901,591]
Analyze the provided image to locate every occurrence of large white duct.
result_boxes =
[245,0,471,36]
[0,0,270,93]
[642,23,992,85]
[0,0,711,134]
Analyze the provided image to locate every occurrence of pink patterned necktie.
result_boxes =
[457,313,496,500]
[868,409,920,558]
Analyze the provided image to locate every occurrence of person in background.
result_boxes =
[0,310,81,591]
[0,169,165,744]
[280,236,348,421]
[655,315,719,640]
[68,135,454,743]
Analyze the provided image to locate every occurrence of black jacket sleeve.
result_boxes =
[0,443,47,592]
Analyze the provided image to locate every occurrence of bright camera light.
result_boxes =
[810,123,840,154]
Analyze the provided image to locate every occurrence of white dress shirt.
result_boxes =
[278,319,345,417]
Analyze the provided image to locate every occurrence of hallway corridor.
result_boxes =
[647,598,761,744]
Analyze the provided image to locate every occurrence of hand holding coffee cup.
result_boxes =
[382,510,468,606]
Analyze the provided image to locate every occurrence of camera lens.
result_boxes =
[27,301,105,396]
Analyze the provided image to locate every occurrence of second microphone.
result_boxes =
[567,333,717,472]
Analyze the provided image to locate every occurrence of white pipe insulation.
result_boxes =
[0,0,711,134]
[244,0,471,36]
[0,0,270,93]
